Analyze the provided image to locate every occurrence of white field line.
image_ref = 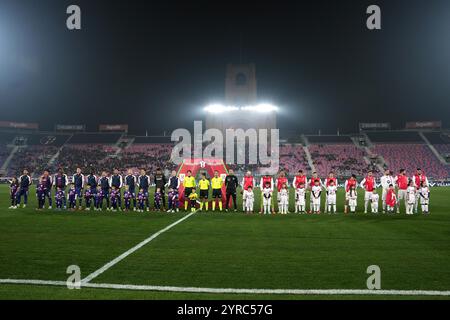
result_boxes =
[81,211,197,284]
[1,278,450,296]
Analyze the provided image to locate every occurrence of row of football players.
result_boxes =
[8,168,172,212]
[237,168,431,214]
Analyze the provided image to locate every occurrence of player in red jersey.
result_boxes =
[394,169,408,213]
[259,174,274,214]
[292,169,307,189]
[360,170,376,213]
[344,174,358,213]
[324,172,337,213]
[412,168,429,213]
[275,171,288,213]
[241,171,255,211]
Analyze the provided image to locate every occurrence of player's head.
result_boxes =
[58,167,64,174]
[328,171,334,178]
[125,185,129,191]
[384,169,390,175]
[11,177,17,183]
[156,187,160,193]
[351,174,357,180]
[114,168,119,175]
[101,171,107,177]
[70,182,74,188]
[299,182,305,188]
[23,169,29,175]
[97,185,101,190]
[314,179,320,186]
[140,188,144,192]
[43,170,49,176]
[400,169,405,175]
[420,181,426,187]
[76,167,81,174]
[312,171,317,177]
[408,179,414,186]
[247,186,253,191]
[214,170,219,177]
[140,168,146,175]
[389,184,394,189]
[367,170,373,176]
[127,168,133,175]
[156,167,162,174]
[201,172,206,179]
[57,187,61,191]
[282,183,287,189]
[298,169,303,175]
[187,170,192,177]
[112,186,116,190]
[246,171,251,176]
[279,170,285,177]
[171,170,177,177]
[416,168,422,175]
[329,180,335,186]
[229,169,234,175]
[265,182,270,188]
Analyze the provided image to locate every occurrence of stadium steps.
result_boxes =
[352,134,386,172]
[1,146,19,172]
[301,135,316,173]
[419,131,448,164]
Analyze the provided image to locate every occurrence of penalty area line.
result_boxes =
[81,210,198,284]
[0,279,450,296]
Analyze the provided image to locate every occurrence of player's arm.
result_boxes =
[360,178,366,189]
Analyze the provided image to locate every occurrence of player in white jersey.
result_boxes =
[278,184,289,215]
[326,181,337,214]
[370,192,379,213]
[418,181,430,214]
[262,183,273,215]
[347,185,358,213]
[295,183,306,214]
[405,180,416,215]
[243,186,255,214]
[380,169,394,213]
[311,180,322,214]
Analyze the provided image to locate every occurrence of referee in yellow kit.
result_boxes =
[198,172,210,211]
[183,170,196,211]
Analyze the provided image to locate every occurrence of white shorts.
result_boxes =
[296,198,305,206]
[364,191,373,201]
[398,189,407,200]
[263,197,272,206]
[327,195,336,205]
[349,199,357,207]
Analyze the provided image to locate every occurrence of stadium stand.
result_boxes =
[1,129,449,180]
[279,144,310,175]
[371,144,449,179]
[308,144,369,178]
[306,135,353,144]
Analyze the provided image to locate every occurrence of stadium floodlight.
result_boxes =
[241,103,279,112]
[204,103,279,113]
[203,104,239,113]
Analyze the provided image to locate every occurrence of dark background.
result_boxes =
[0,0,449,135]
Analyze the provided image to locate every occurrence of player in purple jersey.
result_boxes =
[123,185,132,211]
[67,183,77,210]
[95,186,104,210]
[36,183,46,210]
[137,189,146,212]
[110,186,119,211]
[40,170,53,209]
[154,188,162,211]
[84,186,93,210]
[9,177,19,209]
[167,189,179,213]
[54,168,68,209]
[55,188,65,210]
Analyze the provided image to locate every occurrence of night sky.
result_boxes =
[1,0,449,135]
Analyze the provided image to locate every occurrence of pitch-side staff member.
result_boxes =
[225,169,239,212]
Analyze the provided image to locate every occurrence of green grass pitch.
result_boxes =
[0,184,449,299]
